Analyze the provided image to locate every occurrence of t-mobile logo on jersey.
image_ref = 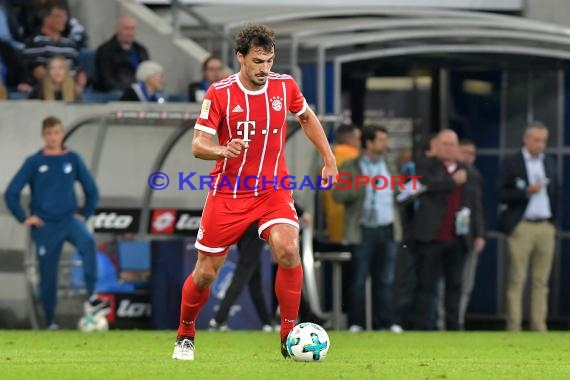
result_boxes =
[237,121,281,142]
[237,121,255,142]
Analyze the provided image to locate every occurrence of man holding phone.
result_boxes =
[497,121,558,332]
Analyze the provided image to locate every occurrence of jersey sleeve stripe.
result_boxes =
[268,72,292,80]
[195,124,217,135]
[212,74,237,89]
[294,99,308,117]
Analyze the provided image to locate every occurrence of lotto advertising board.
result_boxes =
[87,208,203,235]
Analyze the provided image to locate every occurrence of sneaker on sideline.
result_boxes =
[390,324,404,334]
[84,295,111,318]
[208,318,230,332]
[47,322,60,331]
[348,325,363,333]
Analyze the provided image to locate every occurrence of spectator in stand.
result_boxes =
[15,0,54,40]
[22,3,86,90]
[0,39,33,96]
[188,55,225,102]
[119,60,164,103]
[15,0,87,48]
[0,0,24,49]
[95,15,149,92]
[28,55,79,101]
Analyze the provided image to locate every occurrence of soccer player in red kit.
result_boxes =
[172,23,338,360]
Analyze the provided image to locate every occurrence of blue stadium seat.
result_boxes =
[8,91,29,100]
[81,89,122,103]
[71,251,135,293]
[117,241,151,271]
[117,240,151,290]
[167,94,189,103]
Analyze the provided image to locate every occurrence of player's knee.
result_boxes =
[275,241,300,268]
[194,266,218,287]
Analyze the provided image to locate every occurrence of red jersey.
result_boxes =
[194,72,307,198]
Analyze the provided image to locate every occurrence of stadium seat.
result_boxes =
[71,251,135,293]
[8,91,29,100]
[81,89,122,103]
[117,240,151,290]
[167,94,189,103]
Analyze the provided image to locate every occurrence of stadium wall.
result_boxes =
[525,0,570,27]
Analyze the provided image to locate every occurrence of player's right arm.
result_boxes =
[192,131,248,160]
[191,84,248,160]
[4,157,44,226]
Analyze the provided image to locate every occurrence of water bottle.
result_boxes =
[455,207,471,236]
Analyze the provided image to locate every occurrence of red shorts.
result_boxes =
[195,190,299,255]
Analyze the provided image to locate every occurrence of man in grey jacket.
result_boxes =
[332,125,402,332]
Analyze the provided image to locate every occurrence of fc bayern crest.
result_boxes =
[271,96,283,111]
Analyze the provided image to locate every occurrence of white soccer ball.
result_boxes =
[286,322,330,362]
[78,314,109,332]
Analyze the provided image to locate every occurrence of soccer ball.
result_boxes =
[286,322,330,362]
[78,314,109,332]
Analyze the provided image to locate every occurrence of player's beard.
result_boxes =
[253,73,268,87]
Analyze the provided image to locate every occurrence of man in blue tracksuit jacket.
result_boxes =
[5,116,107,329]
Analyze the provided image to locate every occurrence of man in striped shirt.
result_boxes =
[23,3,85,89]
[172,23,338,361]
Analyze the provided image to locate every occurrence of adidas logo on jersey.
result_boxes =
[232,104,244,113]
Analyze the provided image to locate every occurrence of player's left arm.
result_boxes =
[297,107,338,187]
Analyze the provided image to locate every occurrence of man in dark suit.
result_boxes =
[95,15,149,92]
[497,122,558,332]
[412,129,485,331]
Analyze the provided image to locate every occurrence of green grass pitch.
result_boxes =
[1,331,569,379]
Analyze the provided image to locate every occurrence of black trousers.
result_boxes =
[413,239,466,331]
[214,224,272,325]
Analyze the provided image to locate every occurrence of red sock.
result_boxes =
[275,264,303,340]
[177,274,210,338]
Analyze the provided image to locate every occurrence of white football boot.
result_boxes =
[172,338,195,361]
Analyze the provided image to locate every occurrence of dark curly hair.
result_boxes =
[234,23,275,56]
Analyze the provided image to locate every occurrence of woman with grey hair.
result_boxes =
[120,60,165,102]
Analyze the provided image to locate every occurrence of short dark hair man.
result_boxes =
[4,116,107,329]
